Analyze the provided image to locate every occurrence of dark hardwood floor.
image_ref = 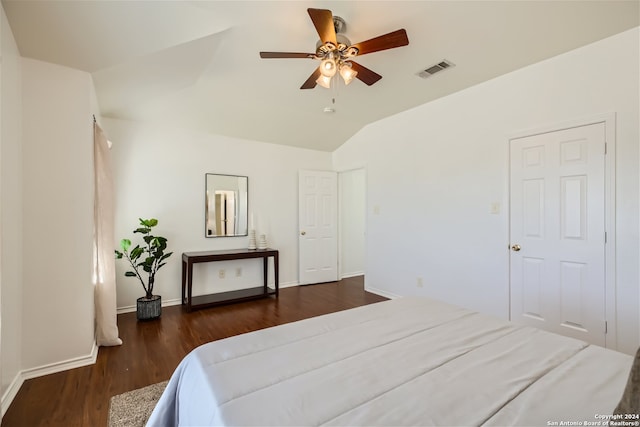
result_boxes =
[2,276,386,427]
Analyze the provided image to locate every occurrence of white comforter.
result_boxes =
[147,297,632,426]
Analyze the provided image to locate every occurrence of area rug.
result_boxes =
[108,380,168,427]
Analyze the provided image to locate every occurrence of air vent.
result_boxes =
[417,60,455,79]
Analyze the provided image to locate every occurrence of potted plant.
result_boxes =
[115,218,173,320]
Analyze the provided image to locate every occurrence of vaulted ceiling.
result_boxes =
[3,1,638,151]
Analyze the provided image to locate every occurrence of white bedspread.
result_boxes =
[147,297,632,426]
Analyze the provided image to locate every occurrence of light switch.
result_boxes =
[373,205,380,215]
[490,202,500,214]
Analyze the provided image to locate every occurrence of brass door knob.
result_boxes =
[511,244,521,252]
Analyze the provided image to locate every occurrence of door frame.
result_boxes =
[507,113,616,349]
[337,167,367,280]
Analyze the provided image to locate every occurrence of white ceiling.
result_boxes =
[3,1,639,152]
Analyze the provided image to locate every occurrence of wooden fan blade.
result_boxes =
[301,67,321,89]
[260,52,315,59]
[308,8,336,45]
[351,29,409,56]
[350,61,382,86]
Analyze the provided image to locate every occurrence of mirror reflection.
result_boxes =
[205,174,248,237]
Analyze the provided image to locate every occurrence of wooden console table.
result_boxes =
[181,248,279,312]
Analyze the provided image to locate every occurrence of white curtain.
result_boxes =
[93,122,122,346]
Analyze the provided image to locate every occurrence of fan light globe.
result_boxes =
[316,74,332,89]
[320,58,337,77]
[339,62,357,85]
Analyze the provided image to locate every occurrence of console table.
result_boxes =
[181,248,279,312]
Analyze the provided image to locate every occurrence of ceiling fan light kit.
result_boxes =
[259,8,409,90]
[317,53,357,87]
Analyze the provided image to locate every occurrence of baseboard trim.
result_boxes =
[117,297,182,314]
[365,286,402,300]
[116,284,300,314]
[21,340,98,381]
[340,272,364,279]
[2,341,98,416]
[279,281,298,289]
[1,372,24,417]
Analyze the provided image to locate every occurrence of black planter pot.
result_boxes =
[137,295,161,321]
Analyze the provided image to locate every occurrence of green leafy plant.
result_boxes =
[115,218,173,299]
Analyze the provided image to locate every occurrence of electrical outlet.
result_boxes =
[235,267,242,277]
[219,269,226,279]
[416,277,424,288]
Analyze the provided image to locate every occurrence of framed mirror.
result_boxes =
[205,174,248,237]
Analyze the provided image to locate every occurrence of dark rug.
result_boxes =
[108,380,168,427]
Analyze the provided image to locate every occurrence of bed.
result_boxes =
[147,297,634,426]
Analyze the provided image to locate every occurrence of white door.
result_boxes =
[510,123,606,346]
[299,170,338,285]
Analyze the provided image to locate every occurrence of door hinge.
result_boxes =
[605,321,608,334]
[604,143,607,155]
[605,232,607,243]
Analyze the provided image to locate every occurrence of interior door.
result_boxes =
[510,122,606,346]
[298,170,338,285]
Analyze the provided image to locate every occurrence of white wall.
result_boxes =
[106,119,332,309]
[21,58,96,370]
[339,168,365,278]
[333,28,640,354]
[0,2,22,414]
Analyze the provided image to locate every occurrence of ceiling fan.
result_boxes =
[259,8,409,90]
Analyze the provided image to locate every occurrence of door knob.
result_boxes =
[511,244,521,252]
[300,231,306,236]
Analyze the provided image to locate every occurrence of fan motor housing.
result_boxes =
[333,16,346,34]
[314,16,354,57]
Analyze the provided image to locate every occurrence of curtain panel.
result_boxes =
[94,122,122,346]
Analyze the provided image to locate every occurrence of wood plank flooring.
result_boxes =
[2,276,386,427]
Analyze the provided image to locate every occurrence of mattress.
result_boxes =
[147,297,632,426]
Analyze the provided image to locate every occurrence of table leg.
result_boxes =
[263,256,268,294]
[181,259,186,305]
[274,252,279,297]
[187,261,194,312]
